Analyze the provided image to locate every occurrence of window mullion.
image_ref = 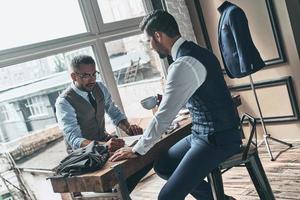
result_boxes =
[93,40,124,113]
[90,0,105,31]
[79,0,100,34]
[0,34,98,68]
[100,29,141,43]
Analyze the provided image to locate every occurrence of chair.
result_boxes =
[207,113,275,200]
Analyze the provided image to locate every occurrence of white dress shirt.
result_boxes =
[132,38,207,155]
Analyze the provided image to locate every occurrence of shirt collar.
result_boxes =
[71,82,89,97]
[217,1,232,13]
[171,37,185,60]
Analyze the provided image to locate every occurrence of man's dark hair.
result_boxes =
[139,10,180,38]
[70,55,95,71]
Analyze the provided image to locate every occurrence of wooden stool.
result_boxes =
[207,113,275,200]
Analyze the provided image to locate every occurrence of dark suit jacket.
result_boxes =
[218,1,265,78]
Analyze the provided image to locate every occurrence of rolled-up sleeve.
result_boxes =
[97,82,127,125]
[55,97,85,150]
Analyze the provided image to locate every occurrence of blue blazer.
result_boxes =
[218,1,265,78]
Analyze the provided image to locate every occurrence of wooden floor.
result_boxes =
[131,140,300,200]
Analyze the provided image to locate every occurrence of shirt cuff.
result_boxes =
[74,138,87,150]
[132,138,153,155]
[113,115,127,126]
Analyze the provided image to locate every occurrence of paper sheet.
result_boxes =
[123,135,141,147]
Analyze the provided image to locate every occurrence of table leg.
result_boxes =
[113,165,131,200]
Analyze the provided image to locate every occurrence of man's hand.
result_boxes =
[118,119,143,136]
[109,146,137,162]
[126,124,143,136]
[105,138,125,152]
[80,139,93,148]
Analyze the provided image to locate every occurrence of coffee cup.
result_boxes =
[140,96,157,110]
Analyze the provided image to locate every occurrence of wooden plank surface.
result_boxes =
[50,118,192,193]
[131,140,300,200]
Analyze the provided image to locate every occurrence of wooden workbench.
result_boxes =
[50,118,192,194]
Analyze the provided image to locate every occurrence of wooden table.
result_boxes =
[49,118,192,199]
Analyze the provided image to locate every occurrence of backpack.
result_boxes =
[55,141,109,177]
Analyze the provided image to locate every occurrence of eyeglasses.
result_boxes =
[75,71,100,79]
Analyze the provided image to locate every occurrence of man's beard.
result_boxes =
[156,45,168,59]
[84,83,96,92]
[153,37,168,59]
[75,82,95,92]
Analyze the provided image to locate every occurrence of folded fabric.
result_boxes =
[55,141,109,177]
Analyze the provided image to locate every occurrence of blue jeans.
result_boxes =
[154,129,242,200]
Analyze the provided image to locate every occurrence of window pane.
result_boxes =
[0,105,9,121]
[97,0,145,23]
[0,0,87,51]
[105,34,164,121]
[26,96,48,117]
[0,103,20,122]
[0,46,116,142]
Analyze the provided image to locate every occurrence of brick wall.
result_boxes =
[165,0,197,42]
[0,125,62,161]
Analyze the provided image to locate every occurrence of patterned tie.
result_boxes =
[88,92,97,110]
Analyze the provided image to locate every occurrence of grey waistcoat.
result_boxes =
[63,84,106,152]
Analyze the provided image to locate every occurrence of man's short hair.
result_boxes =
[70,55,95,71]
[139,10,180,38]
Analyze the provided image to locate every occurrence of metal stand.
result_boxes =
[249,75,292,161]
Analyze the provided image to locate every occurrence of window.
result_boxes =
[0,0,162,142]
[0,0,86,51]
[0,103,20,122]
[0,47,95,89]
[105,34,165,120]
[26,96,48,118]
[97,0,146,23]
[0,45,119,140]
[0,105,9,121]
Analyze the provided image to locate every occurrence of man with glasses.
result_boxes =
[55,55,152,193]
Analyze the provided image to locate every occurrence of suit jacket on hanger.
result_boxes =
[218,1,265,78]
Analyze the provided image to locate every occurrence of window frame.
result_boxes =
[0,103,21,122]
[0,105,10,121]
[0,0,168,116]
[90,0,147,33]
[26,96,49,119]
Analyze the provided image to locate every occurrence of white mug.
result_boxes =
[140,96,157,110]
